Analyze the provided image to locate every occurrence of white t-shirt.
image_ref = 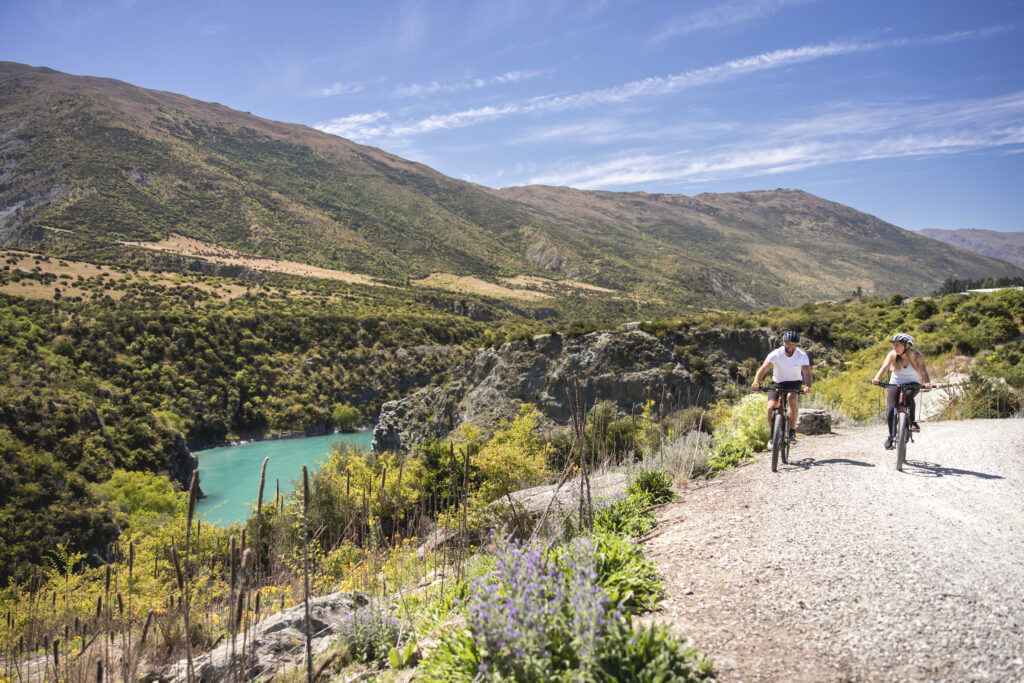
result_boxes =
[765,346,810,382]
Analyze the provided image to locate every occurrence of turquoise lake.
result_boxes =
[194,431,373,526]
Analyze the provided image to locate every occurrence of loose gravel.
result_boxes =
[641,419,1024,682]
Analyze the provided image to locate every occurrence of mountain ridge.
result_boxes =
[3,61,1022,312]
[915,228,1024,271]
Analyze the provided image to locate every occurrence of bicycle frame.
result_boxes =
[761,384,802,472]
[878,382,923,471]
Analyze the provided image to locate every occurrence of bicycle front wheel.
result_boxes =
[771,413,784,473]
[896,412,908,472]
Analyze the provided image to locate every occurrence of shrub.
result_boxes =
[940,370,1023,420]
[593,494,657,537]
[94,469,186,531]
[595,621,714,682]
[421,533,707,682]
[625,468,674,505]
[705,393,769,473]
[664,405,712,438]
[418,629,481,682]
[473,404,552,503]
[584,532,664,613]
[460,535,612,679]
[336,603,404,664]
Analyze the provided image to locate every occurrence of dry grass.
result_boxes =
[0,250,252,301]
[412,273,551,301]
[119,236,384,286]
[499,274,618,294]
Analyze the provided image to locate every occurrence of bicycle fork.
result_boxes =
[898,395,915,444]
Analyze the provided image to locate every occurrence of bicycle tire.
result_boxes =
[771,412,784,473]
[782,427,790,464]
[896,412,908,472]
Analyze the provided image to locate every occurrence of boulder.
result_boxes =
[796,408,832,435]
[160,592,367,682]
[509,472,628,516]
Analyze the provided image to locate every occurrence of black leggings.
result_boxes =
[886,385,919,437]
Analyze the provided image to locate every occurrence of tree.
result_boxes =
[331,402,359,430]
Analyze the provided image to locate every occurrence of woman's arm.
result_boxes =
[912,350,933,388]
[872,350,896,384]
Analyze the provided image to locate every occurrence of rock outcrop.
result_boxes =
[373,327,799,452]
[161,592,367,682]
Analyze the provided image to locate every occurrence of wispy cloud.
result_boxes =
[650,0,819,44]
[201,24,226,37]
[314,82,363,97]
[523,92,1024,188]
[317,111,390,139]
[319,29,992,141]
[395,69,545,97]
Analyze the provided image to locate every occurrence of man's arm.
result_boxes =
[751,359,772,388]
[801,364,813,393]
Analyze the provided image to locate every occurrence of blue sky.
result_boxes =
[3,0,1023,231]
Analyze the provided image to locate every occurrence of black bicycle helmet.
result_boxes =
[891,333,914,345]
[782,330,800,342]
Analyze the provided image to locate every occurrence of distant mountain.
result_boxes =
[916,229,1024,271]
[2,61,1022,311]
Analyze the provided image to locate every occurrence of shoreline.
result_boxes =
[190,424,374,453]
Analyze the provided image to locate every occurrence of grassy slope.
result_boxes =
[3,61,1022,315]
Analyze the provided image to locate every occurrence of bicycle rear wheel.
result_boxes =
[896,412,908,472]
[771,413,784,472]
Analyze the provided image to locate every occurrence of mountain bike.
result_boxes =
[760,383,803,473]
[876,382,928,471]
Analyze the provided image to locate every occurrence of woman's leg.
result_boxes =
[886,385,900,437]
[905,387,919,425]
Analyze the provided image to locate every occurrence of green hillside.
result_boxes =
[3,61,1021,313]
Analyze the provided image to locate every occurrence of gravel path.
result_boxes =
[641,419,1024,682]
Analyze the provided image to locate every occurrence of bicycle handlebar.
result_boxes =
[873,382,931,391]
[756,384,805,393]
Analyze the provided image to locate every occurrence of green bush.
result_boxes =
[940,370,1023,420]
[417,629,481,682]
[593,494,657,538]
[595,621,714,682]
[93,469,186,531]
[585,532,665,613]
[704,392,768,473]
[625,468,675,505]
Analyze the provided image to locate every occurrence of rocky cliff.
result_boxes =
[372,327,800,452]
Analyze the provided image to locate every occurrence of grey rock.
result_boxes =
[161,592,368,682]
[510,472,629,515]
[796,408,832,435]
[373,328,783,453]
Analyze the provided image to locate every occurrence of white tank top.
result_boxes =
[890,355,921,384]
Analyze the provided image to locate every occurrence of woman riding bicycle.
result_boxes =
[752,330,813,448]
[871,333,934,450]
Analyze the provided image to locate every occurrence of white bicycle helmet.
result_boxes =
[891,333,914,345]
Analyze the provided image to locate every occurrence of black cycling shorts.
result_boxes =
[768,381,803,402]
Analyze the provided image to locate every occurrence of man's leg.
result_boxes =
[788,392,800,430]
[766,398,779,441]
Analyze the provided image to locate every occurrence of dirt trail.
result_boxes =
[641,419,1024,682]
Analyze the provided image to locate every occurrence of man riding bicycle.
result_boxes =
[871,333,933,450]
[752,331,813,448]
